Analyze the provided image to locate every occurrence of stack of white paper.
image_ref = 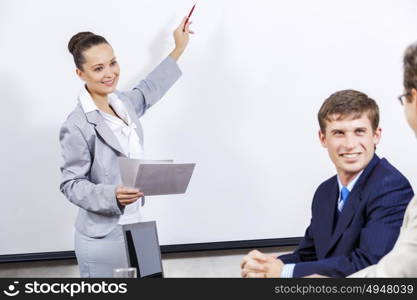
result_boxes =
[117,158,195,196]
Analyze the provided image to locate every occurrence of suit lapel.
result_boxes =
[324,154,380,256]
[85,109,125,155]
[324,188,361,256]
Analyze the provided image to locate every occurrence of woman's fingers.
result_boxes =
[117,186,141,194]
[117,193,143,199]
[176,16,194,35]
[118,197,140,205]
[184,21,194,34]
[116,186,143,205]
[178,16,188,31]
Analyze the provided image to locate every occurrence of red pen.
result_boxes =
[183,4,196,32]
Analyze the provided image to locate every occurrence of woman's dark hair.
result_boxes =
[68,32,109,70]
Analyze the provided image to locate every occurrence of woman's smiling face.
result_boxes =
[76,43,120,98]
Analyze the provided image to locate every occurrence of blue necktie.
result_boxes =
[338,187,350,212]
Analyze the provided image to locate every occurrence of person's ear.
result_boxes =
[76,69,84,81]
[373,127,382,146]
[319,130,327,148]
[411,88,417,106]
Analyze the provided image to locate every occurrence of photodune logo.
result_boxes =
[3,281,20,297]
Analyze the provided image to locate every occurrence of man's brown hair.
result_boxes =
[318,89,379,133]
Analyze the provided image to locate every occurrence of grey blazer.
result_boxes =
[59,56,182,238]
[349,196,417,277]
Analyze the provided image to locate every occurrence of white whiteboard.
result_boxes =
[1,0,417,255]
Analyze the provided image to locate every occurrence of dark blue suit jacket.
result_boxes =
[279,155,414,277]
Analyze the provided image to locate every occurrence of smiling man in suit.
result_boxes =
[240,90,414,278]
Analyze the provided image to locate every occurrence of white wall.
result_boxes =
[1,0,417,255]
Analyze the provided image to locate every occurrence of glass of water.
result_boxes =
[113,267,137,278]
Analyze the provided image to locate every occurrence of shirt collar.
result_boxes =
[337,169,364,193]
[78,86,99,113]
[78,86,129,123]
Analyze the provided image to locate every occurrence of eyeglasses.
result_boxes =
[398,92,411,106]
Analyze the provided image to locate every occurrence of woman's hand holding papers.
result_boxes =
[116,186,144,206]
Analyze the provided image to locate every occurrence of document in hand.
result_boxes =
[117,158,195,196]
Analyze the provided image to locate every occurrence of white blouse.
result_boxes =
[79,87,143,225]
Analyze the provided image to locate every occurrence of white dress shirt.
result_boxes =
[336,170,363,212]
[79,87,143,225]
